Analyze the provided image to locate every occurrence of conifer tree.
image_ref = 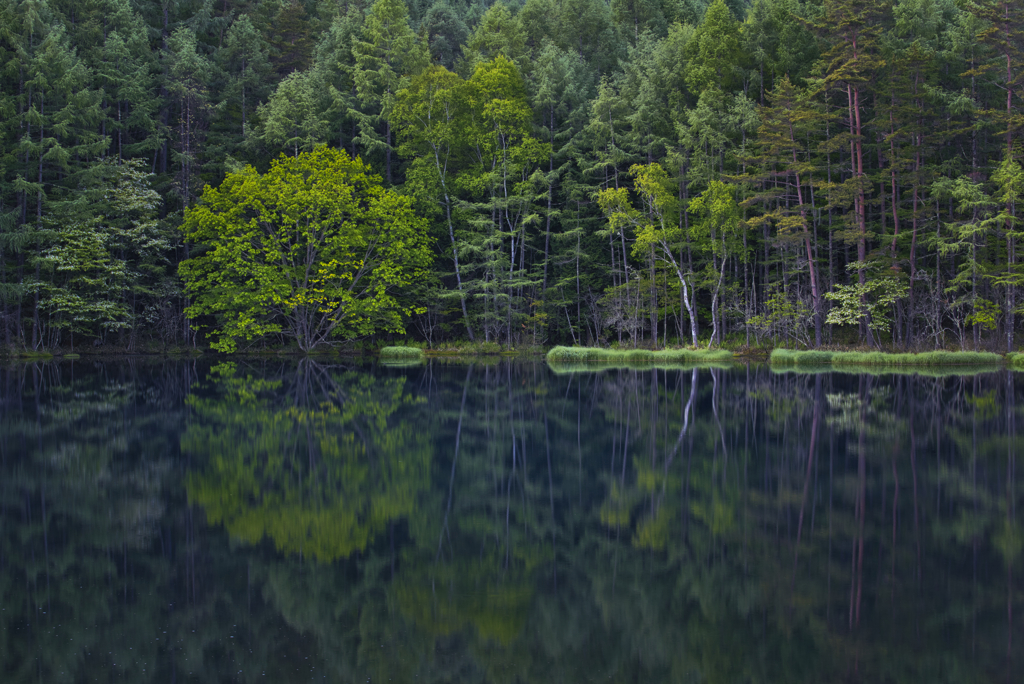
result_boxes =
[352,0,425,183]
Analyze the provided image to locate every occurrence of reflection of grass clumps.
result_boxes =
[830,364,1003,378]
[546,346,734,368]
[380,346,424,361]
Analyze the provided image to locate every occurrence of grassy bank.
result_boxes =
[547,346,734,367]
[379,346,424,362]
[771,348,1004,368]
[1008,352,1024,369]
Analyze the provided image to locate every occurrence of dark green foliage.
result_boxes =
[422,2,469,69]
[2,0,1024,353]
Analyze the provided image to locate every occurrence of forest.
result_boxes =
[1,0,1023,353]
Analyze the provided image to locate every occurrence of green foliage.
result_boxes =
[180,147,432,352]
[825,272,909,336]
[685,0,743,94]
[3,0,1024,353]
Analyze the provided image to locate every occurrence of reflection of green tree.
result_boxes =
[394,556,533,645]
[184,361,432,562]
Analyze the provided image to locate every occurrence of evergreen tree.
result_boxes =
[422,2,469,69]
[352,0,425,183]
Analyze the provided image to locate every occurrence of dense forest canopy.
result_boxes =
[0,0,1023,352]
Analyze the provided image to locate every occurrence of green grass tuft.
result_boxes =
[770,349,834,365]
[379,346,424,360]
[546,346,734,370]
[830,350,1001,366]
[772,348,1002,368]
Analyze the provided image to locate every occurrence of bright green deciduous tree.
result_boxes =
[180,147,432,352]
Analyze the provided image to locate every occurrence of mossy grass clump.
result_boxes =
[1007,352,1024,369]
[771,348,1002,368]
[830,350,1001,366]
[546,346,734,369]
[624,349,655,364]
[423,340,512,355]
[379,346,424,361]
[769,349,834,365]
[548,360,734,375]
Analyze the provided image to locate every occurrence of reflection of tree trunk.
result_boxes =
[851,376,867,630]
[793,375,821,596]
[1008,370,1015,670]
[910,403,921,583]
[545,413,556,586]
[437,365,471,563]
[711,369,727,470]
[681,369,697,546]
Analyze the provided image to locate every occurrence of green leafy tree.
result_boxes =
[179,147,432,352]
[687,179,743,346]
[599,163,700,346]
[825,269,909,338]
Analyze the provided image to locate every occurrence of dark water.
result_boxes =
[1,358,1021,683]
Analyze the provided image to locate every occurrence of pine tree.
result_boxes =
[257,66,334,155]
[461,56,548,344]
[165,27,212,209]
[352,0,425,183]
[422,3,469,69]
[814,0,887,345]
[220,14,272,137]
[684,0,743,96]
[744,76,824,345]
[460,2,526,75]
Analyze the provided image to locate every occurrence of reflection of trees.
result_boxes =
[2,360,1023,683]
[184,359,432,562]
[0,361,187,683]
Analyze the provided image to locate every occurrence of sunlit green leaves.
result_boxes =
[180,147,432,351]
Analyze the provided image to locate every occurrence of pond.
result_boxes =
[0,358,1020,682]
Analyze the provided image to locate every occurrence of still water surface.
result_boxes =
[1,358,1021,682]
